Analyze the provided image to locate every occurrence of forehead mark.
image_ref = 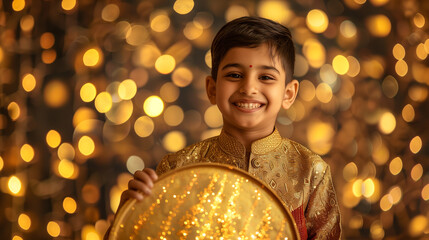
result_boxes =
[249,65,252,68]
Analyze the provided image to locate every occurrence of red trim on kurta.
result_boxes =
[291,205,308,240]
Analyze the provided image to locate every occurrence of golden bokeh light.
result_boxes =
[18,213,31,231]
[62,0,77,11]
[294,54,309,77]
[58,159,75,179]
[63,197,77,214]
[83,48,102,67]
[110,185,122,213]
[370,220,385,239]
[306,9,329,33]
[392,43,405,60]
[80,83,97,102]
[303,39,326,68]
[184,21,203,40]
[332,55,349,75]
[143,95,164,117]
[409,215,428,237]
[46,130,61,148]
[82,184,100,204]
[43,80,69,108]
[395,59,408,77]
[402,104,415,122]
[382,75,399,98]
[346,56,360,77]
[172,67,193,87]
[20,15,34,32]
[138,44,161,68]
[315,83,333,103]
[12,0,26,11]
[307,121,335,155]
[369,0,389,6]
[22,74,36,92]
[134,116,154,138]
[150,12,171,32]
[257,0,292,24]
[413,13,425,28]
[372,137,389,165]
[363,58,384,79]
[164,105,184,127]
[105,100,133,125]
[7,102,21,121]
[126,25,149,46]
[155,54,176,74]
[343,162,358,182]
[409,136,422,154]
[422,184,429,201]
[94,92,113,113]
[126,155,145,174]
[20,144,34,162]
[362,178,375,198]
[41,49,56,64]
[101,4,120,22]
[40,32,55,49]
[225,5,249,22]
[389,186,402,204]
[411,164,423,182]
[160,82,180,103]
[82,225,101,240]
[78,136,95,156]
[320,64,337,84]
[408,85,428,102]
[0,156,4,172]
[380,194,393,211]
[8,175,22,195]
[163,131,186,152]
[416,43,428,60]
[389,157,402,175]
[173,0,194,15]
[204,105,223,128]
[58,143,75,160]
[340,20,357,38]
[378,111,396,134]
[352,179,363,197]
[118,79,137,100]
[73,107,97,128]
[298,80,316,102]
[366,14,391,37]
[47,221,61,237]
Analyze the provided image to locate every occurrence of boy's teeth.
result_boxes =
[235,102,261,109]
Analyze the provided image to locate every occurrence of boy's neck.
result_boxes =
[222,125,276,152]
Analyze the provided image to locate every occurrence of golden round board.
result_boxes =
[109,163,300,240]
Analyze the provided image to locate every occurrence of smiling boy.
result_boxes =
[118,16,341,239]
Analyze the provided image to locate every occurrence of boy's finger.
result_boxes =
[121,190,144,203]
[128,179,152,195]
[143,168,158,181]
[134,170,154,188]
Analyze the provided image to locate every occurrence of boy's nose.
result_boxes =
[239,78,258,95]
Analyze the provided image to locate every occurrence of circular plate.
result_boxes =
[109,163,300,240]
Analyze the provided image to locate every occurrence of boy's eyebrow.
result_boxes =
[221,63,280,74]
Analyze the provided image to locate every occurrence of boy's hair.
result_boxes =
[210,16,295,82]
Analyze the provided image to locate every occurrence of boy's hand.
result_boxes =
[118,168,158,210]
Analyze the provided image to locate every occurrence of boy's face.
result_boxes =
[206,44,298,134]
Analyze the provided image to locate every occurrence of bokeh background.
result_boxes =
[1,0,428,239]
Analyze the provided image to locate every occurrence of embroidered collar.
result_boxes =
[218,128,282,158]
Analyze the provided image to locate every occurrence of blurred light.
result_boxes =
[205,50,212,68]
[138,44,161,68]
[44,80,69,108]
[12,0,25,12]
[370,220,385,239]
[343,162,358,182]
[20,15,34,32]
[12,236,23,240]
[61,0,76,11]
[389,157,402,175]
[363,58,384,79]
[352,179,363,197]
[8,176,22,195]
[63,197,77,214]
[395,60,408,77]
[332,55,349,75]
[46,130,61,148]
[362,178,375,198]
[194,12,214,29]
[320,64,337,85]
[160,82,179,103]
[172,67,193,87]
[143,96,164,117]
[40,32,55,49]
[47,221,60,237]
[204,105,223,128]
[118,79,137,100]
[73,107,97,128]
[389,186,402,204]
[126,25,148,46]
[422,184,429,200]
[101,4,120,22]
[366,15,391,37]
[315,83,333,103]
[349,215,363,229]
[372,137,389,165]
[83,48,101,67]
[58,143,75,161]
[58,159,75,179]
[134,116,154,138]
[409,215,428,237]
[105,100,133,125]
[354,0,366,4]
[109,186,122,213]
[382,75,398,98]
[0,47,3,63]
[392,43,405,60]
[80,83,97,102]
[343,182,360,208]
[346,56,360,77]
[380,194,393,211]
[303,39,326,68]
[18,213,31,230]
[298,80,316,102]
[20,144,34,162]
[41,49,56,64]
[22,74,36,92]
[0,156,3,172]
[8,102,20,121]
[307,121,334,155]
[78,136,95,156]
[82,184,100,204]
[369,0,389,6]
[413,13,425,28]
[173,0,194,15]
[155,55,176,74]
[410,136,422,154]
[82,225,101,240]
[306,9,329,33]
[294,54,309,77]
[163,131,186,152]
[225,5,249,22]
[164,105,184,127]
[150,12,170,32]
[402,104,415,122]
[257,1,292,24]
[416,43,428,60]
[408,86,428,102]
[126,155,145,174]
[340,20,357,38]
[378,111,396,134]
[411,164,423,181]
[94,92,113,113]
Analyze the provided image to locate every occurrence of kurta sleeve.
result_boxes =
[305,165,341,239]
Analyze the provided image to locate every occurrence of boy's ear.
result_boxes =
[282,80,299,110]
[205,76,217,104]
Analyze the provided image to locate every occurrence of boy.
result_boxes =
[119,16,341,239]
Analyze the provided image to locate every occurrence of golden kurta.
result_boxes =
[156,129,341,240]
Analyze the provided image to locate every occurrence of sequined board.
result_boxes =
[109,163,299,240]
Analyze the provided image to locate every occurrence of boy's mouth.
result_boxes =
[233,102,263,109]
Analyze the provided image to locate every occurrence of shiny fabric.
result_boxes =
[156,129,342,240]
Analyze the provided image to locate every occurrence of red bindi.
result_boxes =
[249,65,253,68]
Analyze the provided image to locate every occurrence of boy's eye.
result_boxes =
[225,73,242,79]
[259,75,275,81]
